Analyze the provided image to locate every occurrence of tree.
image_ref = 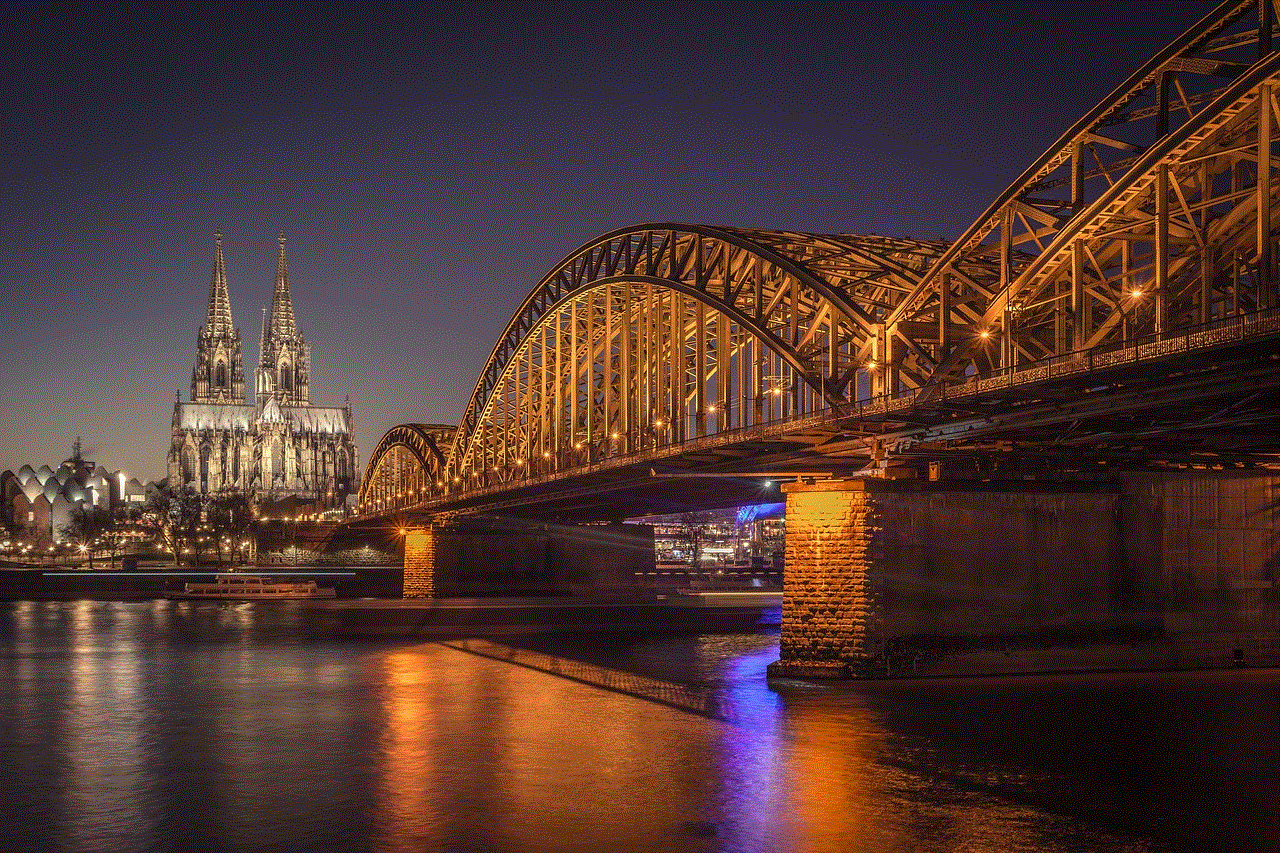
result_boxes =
[185,508,209,567]
[98,506,137,568]
[207,492,254,565]
[59,504,111,569]
[143,486,202,566]
[0,512,21,561]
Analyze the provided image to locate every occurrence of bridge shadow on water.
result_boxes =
[438,632,1279,853]
[439,636,761,726]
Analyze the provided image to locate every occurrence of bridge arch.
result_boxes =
[887,0,1279,387]
[357,423,455,513]
[442,225,960,490]
[363,1,1278,511]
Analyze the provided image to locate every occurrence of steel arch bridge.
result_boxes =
[358,424,455,512]
[359,0,1279,518]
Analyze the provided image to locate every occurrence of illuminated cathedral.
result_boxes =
[167,232,359,505]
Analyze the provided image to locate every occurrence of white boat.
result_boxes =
[165,574,337,600]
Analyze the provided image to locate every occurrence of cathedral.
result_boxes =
[168,232,360,506]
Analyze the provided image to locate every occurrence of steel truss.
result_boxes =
[891,0,1279,389]
[360,0,1279,513]
[440,227,966,492]
[358,424,454,511]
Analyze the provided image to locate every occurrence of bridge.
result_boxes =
[346,1,1279,676]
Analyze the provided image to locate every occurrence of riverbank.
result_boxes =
[0,566,402,600]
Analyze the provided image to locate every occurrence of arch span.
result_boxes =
[362,1,1278,512]
[358,424,455,512]
[443,225,961,489]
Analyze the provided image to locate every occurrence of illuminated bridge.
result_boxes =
[359,0,1278,521]
[346,2,1279,676]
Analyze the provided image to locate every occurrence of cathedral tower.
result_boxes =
[191,231,245,403]
[258,232,310,406]
[171,231,358,505]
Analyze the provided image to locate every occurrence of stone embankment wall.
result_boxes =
[772,471,1278,678]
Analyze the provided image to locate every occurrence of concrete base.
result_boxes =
[769,630,1280,680]
[775,471,1279,679]
[766,660,851,679]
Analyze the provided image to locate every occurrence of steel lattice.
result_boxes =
[359,1,1279,515]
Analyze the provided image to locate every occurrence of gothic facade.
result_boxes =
[168,233,359,505]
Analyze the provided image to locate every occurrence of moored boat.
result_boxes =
[165,574,336,600]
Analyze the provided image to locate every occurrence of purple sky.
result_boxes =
[0,1,1211,482]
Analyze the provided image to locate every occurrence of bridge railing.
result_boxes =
[372,308,1277,514]
[924,307,1279,407]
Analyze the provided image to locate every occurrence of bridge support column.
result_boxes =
[768,471,1280,680]
[768,479,882,679]
[402,527,436,598]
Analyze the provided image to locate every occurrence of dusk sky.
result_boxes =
[1,1,1211,483]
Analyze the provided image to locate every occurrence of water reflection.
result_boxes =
[60,602,158,853]
[0,601,1274,853]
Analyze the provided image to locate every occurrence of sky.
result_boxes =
[0,0,1214,483]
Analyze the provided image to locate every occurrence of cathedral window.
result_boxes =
[216,361,227,389]
[182,447,196,483]
[280,363,292,391]
[200,445,211,491]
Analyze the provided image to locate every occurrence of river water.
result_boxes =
[1,599,1275,853]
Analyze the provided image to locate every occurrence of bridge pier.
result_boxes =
[399,519,653,598]
[403,527,436,598]
[768,479,884,678]
[769,471,1279,679]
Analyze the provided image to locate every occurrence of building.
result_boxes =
[167,232,359,507]
[2,439,148,549]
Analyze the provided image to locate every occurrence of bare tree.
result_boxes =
[207,492,254,565]
[0,513,21,561]
[143,486,202,566]
[98,506,137,568]
[59,504,110,569]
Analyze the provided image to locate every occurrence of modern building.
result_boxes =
[2,440,148,548]
[167,232,359,506]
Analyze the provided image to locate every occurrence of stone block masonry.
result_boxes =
[770,480,880,678]
[769,471,1279,679]
[403,528,435,598]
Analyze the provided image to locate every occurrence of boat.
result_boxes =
[164,574,337,600]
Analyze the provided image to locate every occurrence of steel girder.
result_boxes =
[888,0,1280,390]
[441,226,955,493]
[358,1,1279,514]
[357,423,455,512]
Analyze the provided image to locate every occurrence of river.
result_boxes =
[1,599,1275,852]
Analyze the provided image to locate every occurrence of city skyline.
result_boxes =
[1,1,1211,482]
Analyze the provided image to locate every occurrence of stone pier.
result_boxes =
[400,518,653,598]
[769,471,1280,678]
[768,479,881,678]
[403,527,436,598]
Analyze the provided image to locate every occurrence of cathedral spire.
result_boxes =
[259,232,310,405]
[191,230,245,403]
[268,231,298,343]
[258,306,270,368]
[204,229,234,334]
